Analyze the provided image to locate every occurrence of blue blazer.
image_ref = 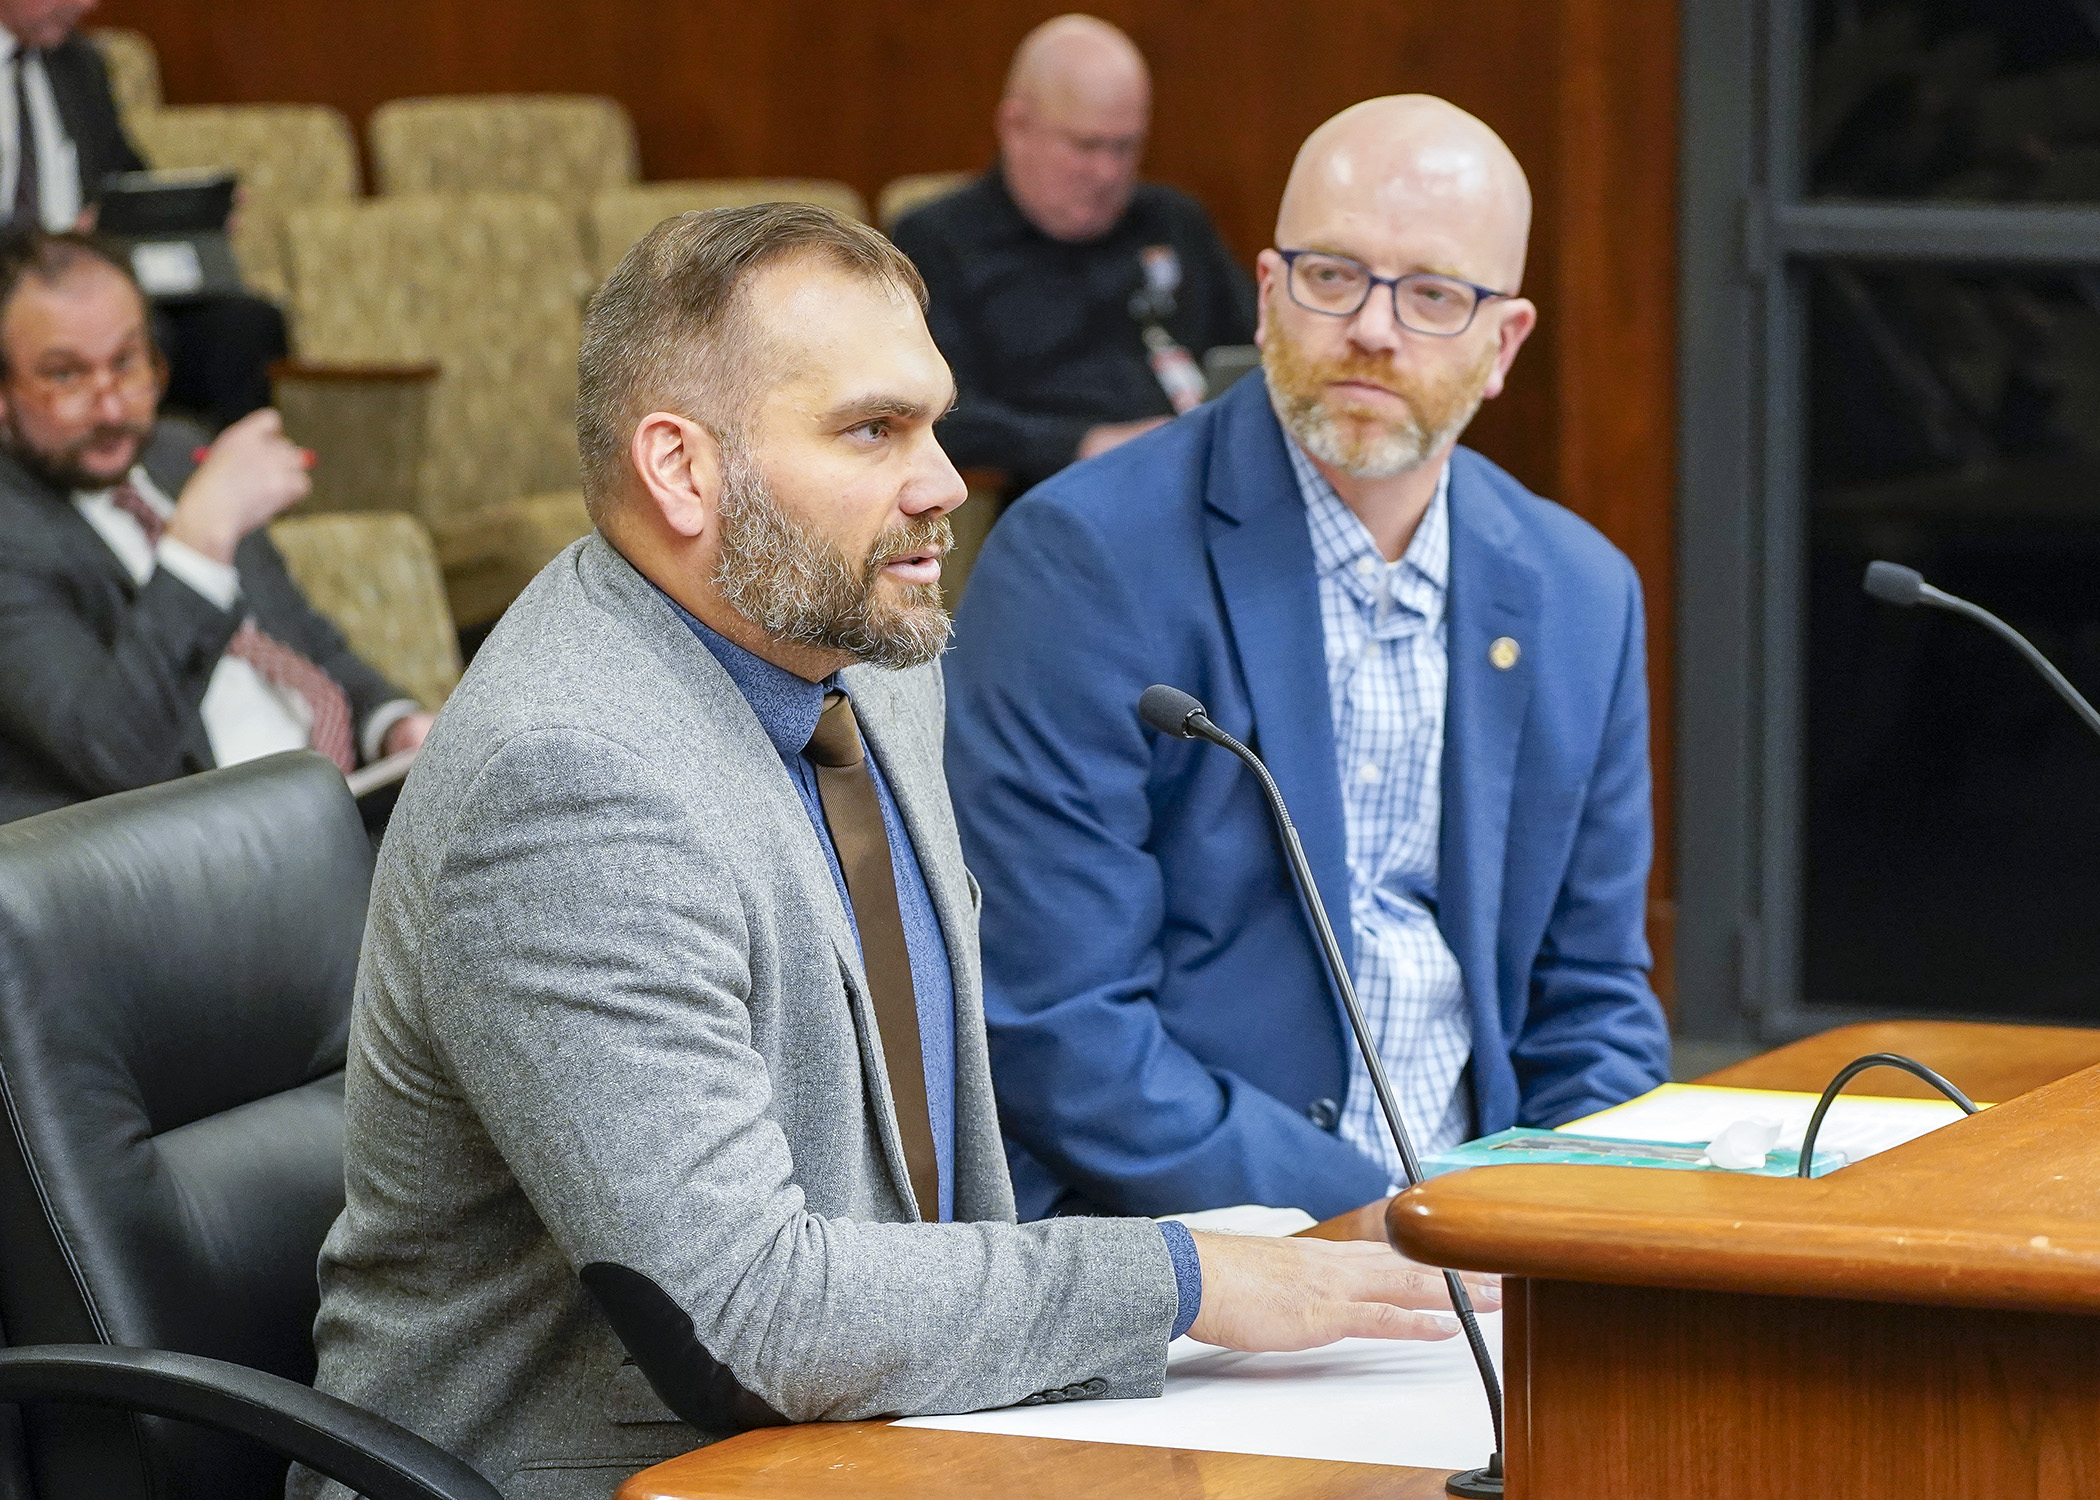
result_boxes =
[943,375,1671,1222]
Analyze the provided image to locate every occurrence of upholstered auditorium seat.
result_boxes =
[368,94,638,212]
[86,28,160,127]
[270,512,463,712]
[587,178,866,281]
[130,104,360,305]
[276,193,593,626]
[877,171,974,230]
[0,754,497,1500]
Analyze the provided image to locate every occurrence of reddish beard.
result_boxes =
[1262,321,1495,478]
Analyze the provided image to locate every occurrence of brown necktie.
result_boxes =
[108,482,358,775]
[805,690,941,1221]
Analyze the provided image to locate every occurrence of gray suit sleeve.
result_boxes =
[418,726,1177,1423]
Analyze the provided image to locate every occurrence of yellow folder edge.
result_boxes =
[1560,1080,1995,1134]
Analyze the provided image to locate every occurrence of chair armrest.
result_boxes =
[0,1345,499,1500]
[270,359,440,519]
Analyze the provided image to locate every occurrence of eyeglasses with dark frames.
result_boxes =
[1277,249,1511,338]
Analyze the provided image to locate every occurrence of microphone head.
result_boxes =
[1864,560,1927,607]
[1139,684,1208,739]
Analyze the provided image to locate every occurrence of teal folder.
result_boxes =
[1420,1127,1848,1179]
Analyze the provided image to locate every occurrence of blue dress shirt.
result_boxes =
[670,605,958,1221]
[667,597,1201,1334]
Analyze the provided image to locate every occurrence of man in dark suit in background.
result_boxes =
[0,0,289,427]
[0,230,431,824]
[890,15,1254,491]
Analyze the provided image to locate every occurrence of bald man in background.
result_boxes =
[945,96,1671,1227]
[890,14,1253,491]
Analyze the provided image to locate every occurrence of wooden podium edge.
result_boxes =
[1391,1055,2100,1315]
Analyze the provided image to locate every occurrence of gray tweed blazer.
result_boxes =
[293,534,1177,1500]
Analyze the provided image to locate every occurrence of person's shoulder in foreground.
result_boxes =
[945,93,1666,1227]
[296,196,1487,1500]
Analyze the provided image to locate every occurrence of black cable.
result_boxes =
[1796,1052,1980,1179]
[1137,686,1504,1495]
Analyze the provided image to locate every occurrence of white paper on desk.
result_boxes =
[895,1317,1501,1471]
[1564,1082,1983,1165]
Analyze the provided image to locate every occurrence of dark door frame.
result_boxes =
[1673,0,2100,1042]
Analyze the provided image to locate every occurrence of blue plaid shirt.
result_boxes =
[1287,441,1474,1180]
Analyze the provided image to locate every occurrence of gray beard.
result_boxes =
[710,445,951,671]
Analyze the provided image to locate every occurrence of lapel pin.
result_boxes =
[1489,636,1520,671]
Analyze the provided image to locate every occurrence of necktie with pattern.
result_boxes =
[804,690,941,1221]
[107,482,358,775]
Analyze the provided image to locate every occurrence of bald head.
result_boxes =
[1004,14,1149,115]
[1255,96,1539,492]
[997,16,1150,242]
[1278,95,1531,292]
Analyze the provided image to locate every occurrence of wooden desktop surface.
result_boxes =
[622,1020,2094,1500]
[1391,1019,2100,1311]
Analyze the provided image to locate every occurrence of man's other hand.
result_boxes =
[384,711,436,757]
[167,409,314,564]
[1186,1231,1501,1352]
[1076,415,1169,461]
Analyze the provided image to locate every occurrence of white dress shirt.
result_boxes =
[73,467,414,768]
[0,28,82,233]
[1288,440,1475,1182]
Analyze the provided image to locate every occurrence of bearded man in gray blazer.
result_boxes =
[295,202,1492,1500]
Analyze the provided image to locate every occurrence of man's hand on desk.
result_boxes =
[1186,1231,1501,1352]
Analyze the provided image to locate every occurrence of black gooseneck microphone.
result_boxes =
[1862,561,2100,741]
[1138,684,1505,1500]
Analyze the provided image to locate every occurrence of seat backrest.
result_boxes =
[129,104,360,305]
[428,489,590,632]
[86,28,160,125]
[368,94,637,208]
[586,179,867,281]
[0,754,373,1500]
[270,512,462,712]
[282,192,587,521]
[878,170,974,230]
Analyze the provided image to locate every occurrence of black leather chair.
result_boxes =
[0,752,496,1500]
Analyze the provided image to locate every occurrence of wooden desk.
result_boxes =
[1392,1020,2100,1499]
[624,1021,2092,1500]
[1692,1018,2100,1102]
[622,1424,1445,1500]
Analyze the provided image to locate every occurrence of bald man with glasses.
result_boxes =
[944,95,1671,1230]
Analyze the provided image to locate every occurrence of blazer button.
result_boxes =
[1306,1098,1339,1130]
[1082,1377,1108,1396]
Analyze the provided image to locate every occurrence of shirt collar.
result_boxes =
[657,590,833,761]
[1286,437,1451,601]
[78,465,170,516]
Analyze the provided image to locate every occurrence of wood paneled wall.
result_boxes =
[98,0,1680,991]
